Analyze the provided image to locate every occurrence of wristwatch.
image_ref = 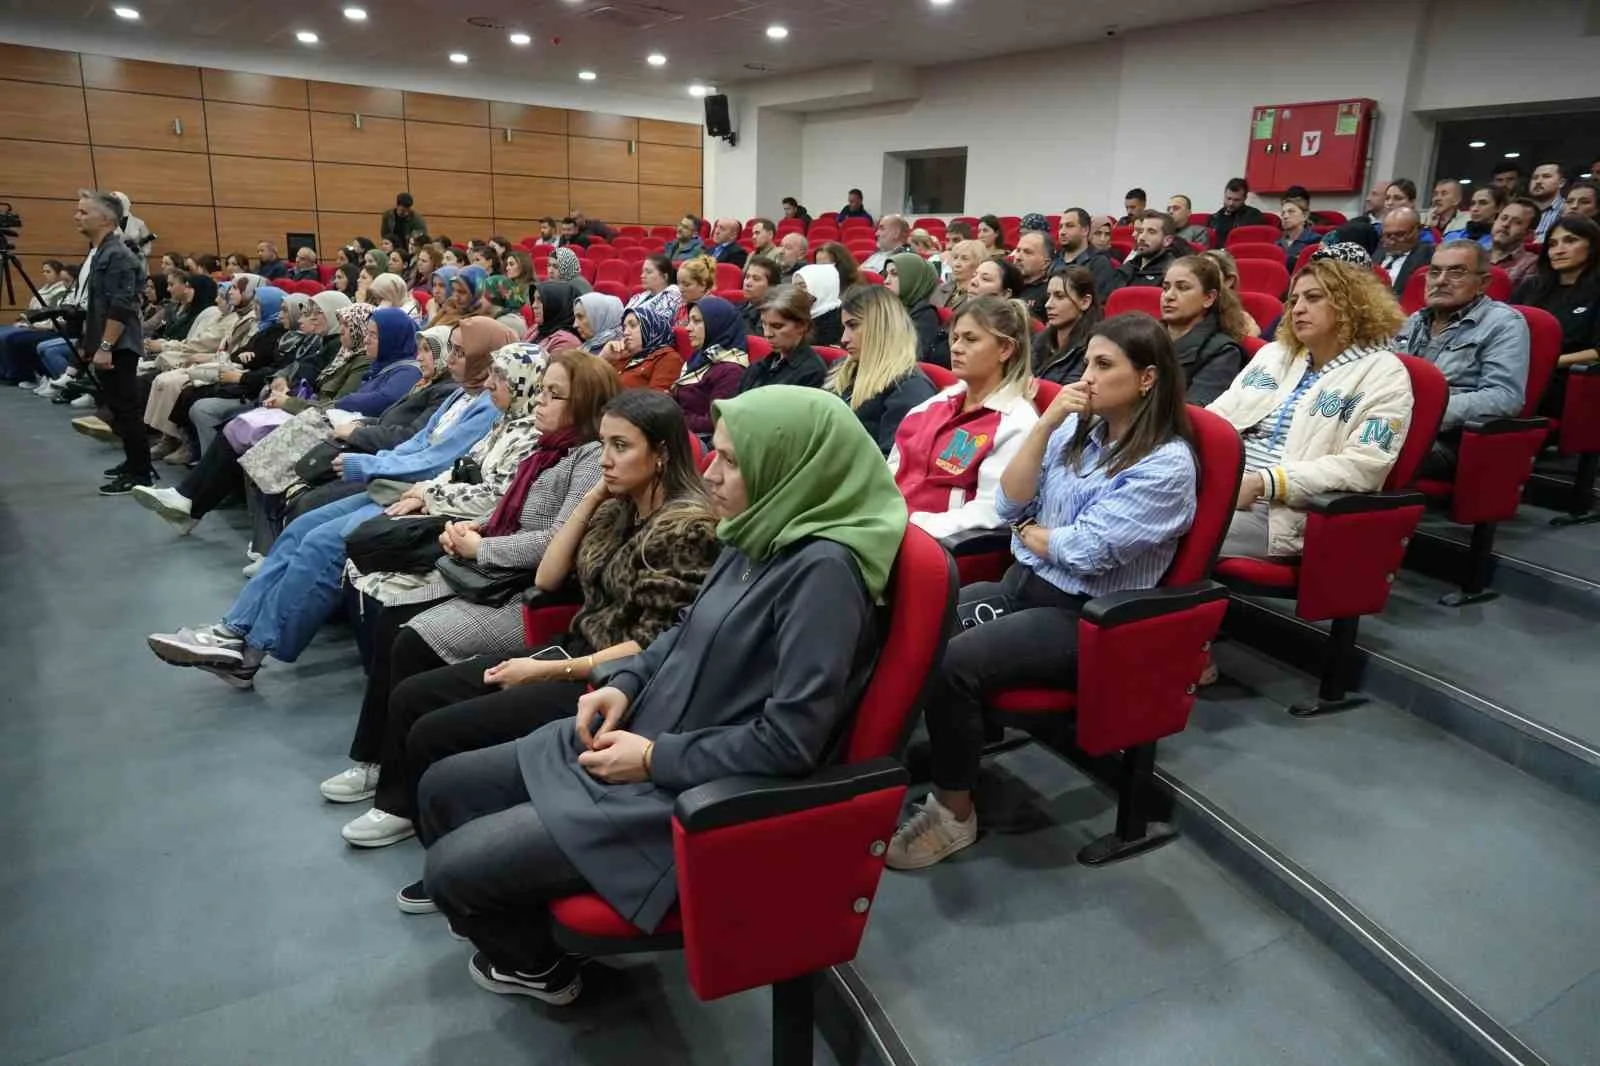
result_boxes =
[98,341,114,351]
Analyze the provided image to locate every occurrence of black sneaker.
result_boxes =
[467,951,583,1005]
[100,472,157,496]
[396,879,436,914]
[104,463,158,479]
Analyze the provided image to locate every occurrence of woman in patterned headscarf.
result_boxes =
[479,274,530,336]
[602,303,684,391]
[545,246,592,295]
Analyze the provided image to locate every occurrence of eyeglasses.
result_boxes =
[1425,265,1485,282]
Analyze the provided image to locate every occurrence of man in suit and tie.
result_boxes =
[705,218,748,268]
[1377,207,1433,299]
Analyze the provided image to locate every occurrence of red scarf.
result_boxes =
[482,427,582,537]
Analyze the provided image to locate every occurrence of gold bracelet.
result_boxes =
[643,740,655,777]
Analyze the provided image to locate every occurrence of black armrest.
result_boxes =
[1570,364,1600,377]
[1305,490,1424,515]
[940,527,1012,556]
[1462,415,1550,435]
[521,582,583,609]
[1082,580,1228,627]
[674,758,908,833]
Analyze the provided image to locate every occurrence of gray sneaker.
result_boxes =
[147,624,246,668]
[320,764,380,803]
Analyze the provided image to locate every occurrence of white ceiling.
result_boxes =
[2,0,1314,107]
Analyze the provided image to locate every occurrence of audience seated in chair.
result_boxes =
[1160,255,1248,406]
[1442,186,1506,249]
[1168,194,1212,250]
[1511,213,1600,417]
[546,248,592,295]
[812,241,862,291]
[861,215,914,274]
[793,263,844,347]
[1056,208,1118,300]
[748,218,778,261]
[1032,265,1105,386]
[573,292,625,356]
[602,305,684,392]
[288,247,320,283]
[825,285,938,455]
[1278,198,1322,268]
[412,385,906,1004]
[1565,179,1599,222]
[887,312,1198,869]
[674,256,717,326]
[626,255,683,323]
[777,233,810,281]
[1210,177,1267,247]
[1011,231,1054,322]
[931,239,983,314]
[671,296,750,438]
[1112,210,1181,290]
[1396,240,1531,477]
[662,214,707,261]
[529,283,582,353]
[705,217,748,268]
[739,285,828,393]
[1377,208,1434,299]
[740,256,781,336]
[1488,199,1542,290]
[888,296,1039,539]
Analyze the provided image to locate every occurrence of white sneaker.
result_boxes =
[885,795,978,871]
[17,376,42,389]
[147,624,245,668]
[49,372,73,387]
[131,485,196,532]
[35,382,60,398]
[320,764,380,803]
[341,808,415,848]
[69,393,95,408]
[242,557,264,578]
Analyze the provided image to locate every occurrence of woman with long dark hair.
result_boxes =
[1511,213,1600,415]
[888,312,1198,869]
[1032,265,1104,385]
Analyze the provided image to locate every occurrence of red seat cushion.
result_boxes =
[550,893,683,939]
[1413,477,1452,502]
[990,689,1077,715]
[1213,555,1300,594]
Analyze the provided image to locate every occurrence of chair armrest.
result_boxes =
[521,584,583,647]
[675,758,907,832]
[941,527,1012,556]
[1571,364,1600,376]
[1082,580,1230,627]
[1462,415,1549,435]
[521,583,583,608]
[1452,417,1551,524]
[1306,490,1423,515]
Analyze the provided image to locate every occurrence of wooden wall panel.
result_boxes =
[490,102,568,135]
[86,89,208,153]
[215,209,317,255]
[309,81,405,119]
[407,169,493,217]
[638,119,700,147]
[202,69,308,110]
[3,197,91,254]
[405,121,490,173]
[0,140,94,199]
[639,185,703,227]
[495,218,555,243]
[0,44,82,86]
[309,112,406,167]
[492,131,568,178]
[0,80,89,143]
[569,111,637,141]
[569,137,637,183]
[139,205,218,263]
[210,156,314,209]
[639,143,702,187]
[315,163,409,213]
[568,181,638,226]
[404,92,488,126]
[424,216,494,244]
[93,147,214,206]
[316,212,383,255]
[492,175,568,219]
[81,55,201,98]
[203,101,311,159]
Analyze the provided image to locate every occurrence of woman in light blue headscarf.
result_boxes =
[575,291,626,355]
[427,265,463,329]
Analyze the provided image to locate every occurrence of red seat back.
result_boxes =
[1228,242,1286,263]
[595,280,629,302]
[412,289,431,312]
[1387,355,1450,490]
[860,270,884,285]
[714,288,746,305]
[1105,288,1161,318]
[815,345,847,364]
[619,226,647,240]
[1235,259,1290,298]
[1238,292,1282,331]
[746,335,771,363]
[1225,225,1282,246]
[1514,305,1562,420]
[1293,244,1320,274]
[920,362,957,390]
[714,263,743,290]
[1486,267,1512,301]
[672,326,693,362]
[1168,407,1247,586]
[1399,269,1428,315]
[596,259,632,287]
[649,226,677,242]
[935,305,953,326]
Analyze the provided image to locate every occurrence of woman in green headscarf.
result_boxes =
[478,274,529,337]
[411,385,909,1003]
[886,251,950,367]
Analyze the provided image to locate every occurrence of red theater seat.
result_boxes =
[672,326,693,362]
[1235,259,1290,298]
[595,259,632,287]
[545,527,956,1064]
[746,335,772,363]
[1411,306,1560,605]
[1238,292,1283,331]
[714,263,743,290]
[618,226,647,240]
[714,288,746,305]
[1225,225,1283,247]
[1552,364,1600,526]
[1213,356,1448,715]
[595,280,629,302]
[1105,288,1161,318]
[1228,242,1288,263]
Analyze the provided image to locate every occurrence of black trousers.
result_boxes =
[1417,429,1461,482]
[924,566,1086,792]
[100,350,152,477]
[348,602,444,761]
[180,431,245,517]
[369,630,588,820]
[419,742,589,974]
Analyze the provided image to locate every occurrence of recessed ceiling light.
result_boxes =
[112,5,139,19]
[647,53,667,66]
[342,6,366,20]
[508,31,531,45]
[766,24,789,39]
[1504,151,1521,159]
[578,70,597,81]
[449,52,469,64]
[1468,140,1486,149]
[687,84,710,97]
[1459,178,1473,185]
[931,0,953,5]
[295,30,319,44]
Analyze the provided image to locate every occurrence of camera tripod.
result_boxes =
[0,235,48,312]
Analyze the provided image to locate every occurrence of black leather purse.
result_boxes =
[435,555,534,606]
[345,514,450,574]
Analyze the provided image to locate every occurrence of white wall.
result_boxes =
[708,0,1600,222]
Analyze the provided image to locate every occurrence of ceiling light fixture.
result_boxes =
[1504,151,1521,159]
[342,6,367,20]
[449,52,469,64]
[1459,178,1473,185]
[295,30,319,44]
[766,24,789,39]
[688,84,710,97]
[931,0,954,5]
[647,53,667,66]
[1468,140,1486,148]
[578,70,597,81]
[112,5,140,18]
[509,32,531,45]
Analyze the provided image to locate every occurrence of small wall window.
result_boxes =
[901,148,968,214]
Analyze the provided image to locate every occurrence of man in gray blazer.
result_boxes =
[76,190,151,495]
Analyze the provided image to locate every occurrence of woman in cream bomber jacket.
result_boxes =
[1207,340,1415,558]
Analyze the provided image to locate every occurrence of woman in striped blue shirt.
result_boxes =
[888,313,1199,870]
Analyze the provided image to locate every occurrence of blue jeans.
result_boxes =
[223,492,381,662]
[37,338,73,378]
[0,329,63,381]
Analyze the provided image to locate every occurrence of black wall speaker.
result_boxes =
[704,94,733,138]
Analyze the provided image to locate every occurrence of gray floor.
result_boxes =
[0,396,834,1066]
[1416,507,1600,587]
[1172,643,1600,1065]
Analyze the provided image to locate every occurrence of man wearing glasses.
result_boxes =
[1396,239,1530,478]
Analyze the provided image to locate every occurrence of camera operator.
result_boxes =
[75,190,154,494]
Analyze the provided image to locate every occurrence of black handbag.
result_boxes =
[345,514,450,574]
[294,441,346,486]
[451,455,483,484]
[435,555,535,607]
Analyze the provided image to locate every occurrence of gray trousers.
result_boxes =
[189,395,247,456]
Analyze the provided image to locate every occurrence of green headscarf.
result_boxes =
[890,252,937,309]
[712,386,908,601]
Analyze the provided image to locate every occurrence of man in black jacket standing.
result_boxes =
[1210,177,1266,247]
[75,190,153,494]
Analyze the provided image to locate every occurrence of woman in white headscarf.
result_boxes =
[574,291,626,355]
[795,262,843,346]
